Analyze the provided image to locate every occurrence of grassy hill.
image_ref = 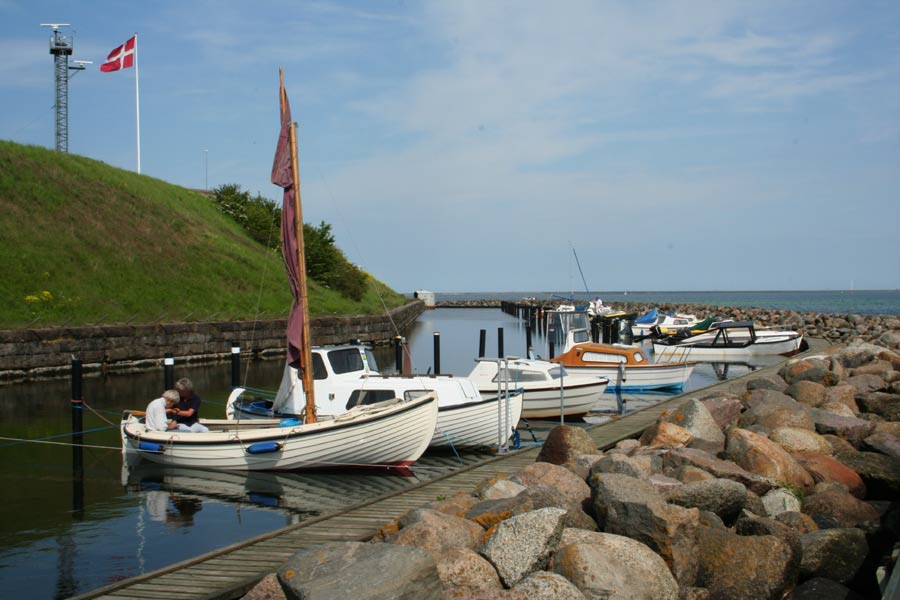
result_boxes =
[0,140,407,329]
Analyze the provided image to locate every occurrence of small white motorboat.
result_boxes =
[228,343,522,450]
[468,358,608,419]
[653,320,803,359]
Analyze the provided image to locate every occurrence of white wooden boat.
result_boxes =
[121,394,439,471]
[227,343,522,450]
[467,358,608,418]
[121,73,439,472]
[546,310,695,391]
[653,320,803,359]
[631,309,699,337]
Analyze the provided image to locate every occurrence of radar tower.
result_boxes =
[40,23,87,152]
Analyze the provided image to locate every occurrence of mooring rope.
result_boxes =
[0,435,121,451]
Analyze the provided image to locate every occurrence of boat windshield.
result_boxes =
[494,369,546,383]
[328,348,366,375]
[550,311,591,349]
[547,366,567,379]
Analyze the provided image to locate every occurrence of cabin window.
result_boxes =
[633,352,644,363]
[573,330,590,343]
[328,348,365,375]
[346,389,396,409]
[581,352,626,364]
[493,369,546,383]
[312,354,328,380]
[404,390,430,401]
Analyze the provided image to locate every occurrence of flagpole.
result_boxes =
[134,33,141,174]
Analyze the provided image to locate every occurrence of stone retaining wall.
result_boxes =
[0,301,424,383]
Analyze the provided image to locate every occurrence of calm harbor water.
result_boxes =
[2,307,782,598]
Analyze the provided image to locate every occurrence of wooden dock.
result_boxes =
[71,342,826,600]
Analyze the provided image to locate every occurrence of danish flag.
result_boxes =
[100,36,136,72]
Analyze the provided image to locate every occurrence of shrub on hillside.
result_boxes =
[212,185,367,301]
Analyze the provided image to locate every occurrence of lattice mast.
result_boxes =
[41,24,86,153]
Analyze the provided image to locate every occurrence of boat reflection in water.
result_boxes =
[121,448,495,524]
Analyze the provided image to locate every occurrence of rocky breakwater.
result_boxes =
[612,301,900,348]
[240,340,899,600]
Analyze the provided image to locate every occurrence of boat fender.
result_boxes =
[279,418,302,428]
[139,441,165,453]
[246,441,283,454]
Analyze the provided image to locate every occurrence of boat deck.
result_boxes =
[70,341,828,600]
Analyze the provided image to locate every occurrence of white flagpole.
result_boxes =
[134,33,141,174]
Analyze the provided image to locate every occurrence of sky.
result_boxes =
[2,1,899,293]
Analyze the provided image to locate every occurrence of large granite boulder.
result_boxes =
[801,488,881,529]
[780,358,834,385]
[389,508,485,554]
[760,488,802,517]
[434,547,502,593]
[510,462,590,507]
[663,447,777,495]
[511,571,588,599]
[725,428,815,490]
[695,528,800,600]
[660,399,726,454]
[786,380,827,407]
[466,485,596,532]
[536,425,598,465]
[856,392,900,421]
[862,431,900,459]
[827,447,900,498]
[799,528,868,583]
[480,507,567,587]
[664,478,747,525]
[792,453,867,498]
[792,577,865,600]
[844,374,887,396]
[639,421,693,448]
[769,426,833,455]
[745,375,788,393]
[590,472,699,585]
[699,396,744,432]
[591,452,659,480]
[277,542,442,600]
[473,475,527,501]
[550,532,679,600]
[808,409,876,446]
[823,384,860,413]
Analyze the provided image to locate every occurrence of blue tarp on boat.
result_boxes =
[634,308,658,324]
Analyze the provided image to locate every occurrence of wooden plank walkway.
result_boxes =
[71,341,827,600]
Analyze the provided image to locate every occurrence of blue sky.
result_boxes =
[3,1,899,293]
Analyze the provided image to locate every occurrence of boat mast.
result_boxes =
[280,69,316,423]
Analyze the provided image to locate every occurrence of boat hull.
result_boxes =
[654,334,803,359]
[560,363,694,391]
[481,379,608,418]
[430,394,523,449]
[123,395,438,471]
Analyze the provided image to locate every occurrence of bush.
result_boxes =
[212,185,368,301]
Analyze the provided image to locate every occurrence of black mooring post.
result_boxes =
[231,341,241,388]
[526,324,533,358]
[394,336,403,373]
[478,329,486,358]
[70,357,84,517]
[164,353,174,389]
[433,331,441,375]
[548,324,555,358]
[497,327,504,358]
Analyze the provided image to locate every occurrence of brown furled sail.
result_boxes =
[271,69,316,423]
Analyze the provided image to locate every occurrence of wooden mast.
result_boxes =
[279,69,316,423]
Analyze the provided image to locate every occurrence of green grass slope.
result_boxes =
[0,140,406,328]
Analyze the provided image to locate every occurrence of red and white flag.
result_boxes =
[100,36,136,72]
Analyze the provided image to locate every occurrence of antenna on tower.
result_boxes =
[40,23,86,153]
